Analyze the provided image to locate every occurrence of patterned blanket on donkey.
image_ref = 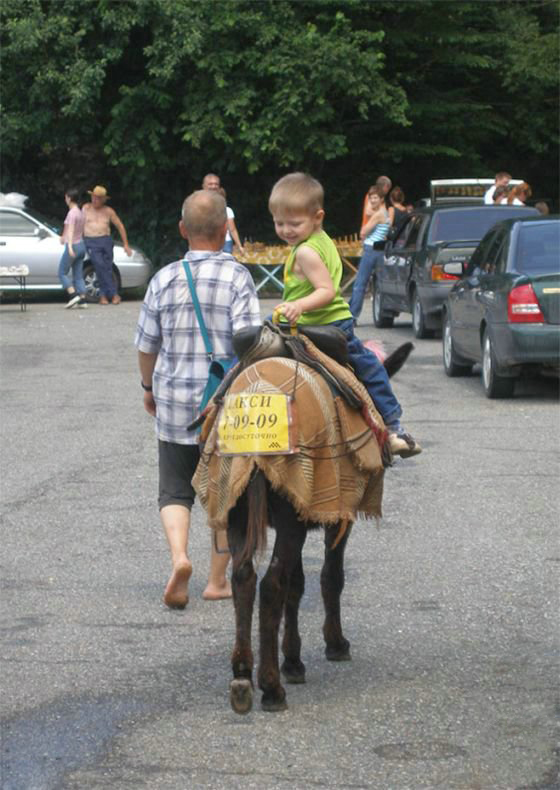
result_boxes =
[192,341,386,530]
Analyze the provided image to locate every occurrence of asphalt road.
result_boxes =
[1,293,559,790]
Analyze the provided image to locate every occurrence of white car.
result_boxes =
[0,200,153,298]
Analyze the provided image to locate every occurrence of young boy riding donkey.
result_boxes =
[193,173,421,713]
[270,172,421,458]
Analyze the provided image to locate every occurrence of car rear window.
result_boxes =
[515,222,560,275]
[428,207,537,244]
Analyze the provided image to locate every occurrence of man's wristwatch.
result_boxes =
[141,381,153,392]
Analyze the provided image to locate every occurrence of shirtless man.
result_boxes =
[82,185,132,305]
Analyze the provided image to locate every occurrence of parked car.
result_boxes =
[371,203,539,338]
[0,204,153,298]
[442,216,560,397]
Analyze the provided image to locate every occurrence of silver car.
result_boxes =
[0,204,153,298]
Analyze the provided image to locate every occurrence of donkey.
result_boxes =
[227,474,353,713]
[196,341,413,714]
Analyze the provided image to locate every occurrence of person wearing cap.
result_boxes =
[82,185,132,305]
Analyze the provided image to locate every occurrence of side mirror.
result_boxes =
[34,227,49,240]
[442,261,464,277]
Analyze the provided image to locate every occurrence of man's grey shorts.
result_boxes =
[158,440,200,510]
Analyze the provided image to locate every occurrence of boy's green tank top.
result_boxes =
[282,230,352,325]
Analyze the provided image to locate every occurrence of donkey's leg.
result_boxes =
[280,551,307,684]
[228,494,257,714]
[259,499,306,711]
[321,522,353,662]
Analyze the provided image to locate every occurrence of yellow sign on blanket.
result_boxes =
[217,393,294,455]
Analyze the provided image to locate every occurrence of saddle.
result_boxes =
[188,321,361,432]
[232,321,349,367]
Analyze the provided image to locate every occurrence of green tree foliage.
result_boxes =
[1,0,558,263]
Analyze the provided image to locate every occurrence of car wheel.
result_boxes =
[442,311,472,377]
[482,329,515,398]
[372,280,394,328]
[83,263,120,300]
[411,290,433,339]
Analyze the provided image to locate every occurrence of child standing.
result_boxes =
[270,172,421,458]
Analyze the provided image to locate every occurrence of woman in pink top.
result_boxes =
[58,188,88,308]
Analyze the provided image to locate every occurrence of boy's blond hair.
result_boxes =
[269,172,324,216]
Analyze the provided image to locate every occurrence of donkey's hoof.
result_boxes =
[281,659,306,684]
[230,679,253,715]
[261,690,288,712]
[325,640,351,662]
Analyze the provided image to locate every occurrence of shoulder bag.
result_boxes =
[183,259,236,413]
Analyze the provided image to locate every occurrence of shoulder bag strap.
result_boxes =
[183,259,213,359]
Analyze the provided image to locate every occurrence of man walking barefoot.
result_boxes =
[135,190,260,608]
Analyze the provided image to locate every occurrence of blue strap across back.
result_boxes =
[183,259,213,358]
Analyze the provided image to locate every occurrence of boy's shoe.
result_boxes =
[65,293,81,309]
[111,294,121,305]
[99,295,109,305]
[389,431,422,458]
[77,298,88,309]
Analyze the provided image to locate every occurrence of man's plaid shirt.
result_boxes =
[135,251,261,444]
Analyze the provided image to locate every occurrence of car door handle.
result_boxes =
[0,242,6,246]
[477,290,495,302]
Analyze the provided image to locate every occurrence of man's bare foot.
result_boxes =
[163,560,192,609]
[202,580,232,600]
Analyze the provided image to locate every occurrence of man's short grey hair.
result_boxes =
[376,175,392,192]
[182,190,227,238]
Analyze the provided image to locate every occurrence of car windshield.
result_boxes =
[25,207,62,234]
[515,222,560,275]
[428,207,535,244]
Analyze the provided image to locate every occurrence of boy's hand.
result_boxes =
[274,300,302,324]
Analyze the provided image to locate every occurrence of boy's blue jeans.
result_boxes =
[58,241,87,293]
[348,245,381,319]
[264,313,402,426]
[330,317,402,426]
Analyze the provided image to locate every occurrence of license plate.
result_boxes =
[217,392,295,455]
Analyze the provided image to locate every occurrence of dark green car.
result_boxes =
[442,216,560,397]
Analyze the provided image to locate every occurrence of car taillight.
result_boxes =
[508,283,544,323]
[431,264,460,281]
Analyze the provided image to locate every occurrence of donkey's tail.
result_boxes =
[383,342,414,379]
[239,469,268,567]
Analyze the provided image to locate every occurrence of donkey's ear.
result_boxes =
[383,342,414,378]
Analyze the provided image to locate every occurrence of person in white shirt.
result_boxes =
[201,173,245,256]
[506,182,532,206]
[492,185,509,204]
[484,172,512,204]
